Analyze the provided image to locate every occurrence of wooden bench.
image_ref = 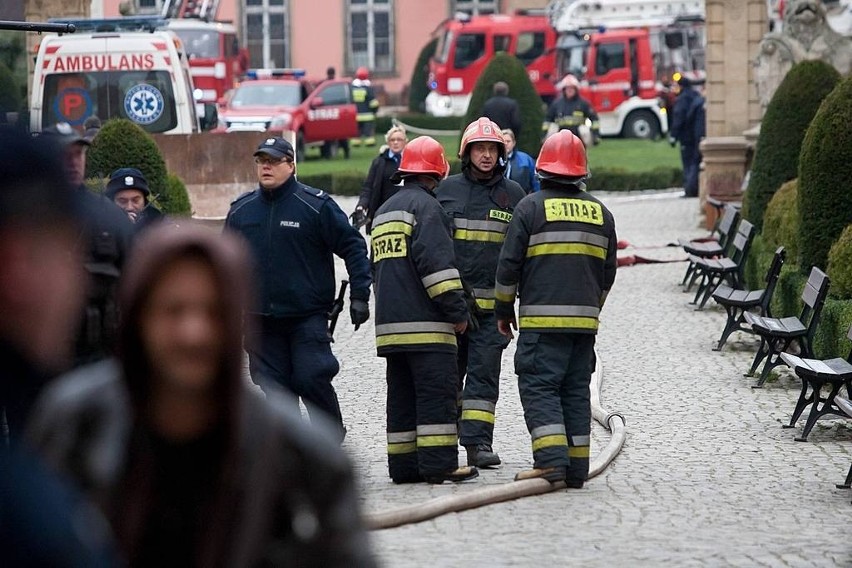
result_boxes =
[687,219,755,310]
[743,267,830,388]
[779,326,852,441]
[711,247,786,351]
[679,205,740,291]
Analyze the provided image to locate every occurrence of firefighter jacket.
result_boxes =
[495,183,617,334]
[436,170,526,313]
[545,94,601,138]
[224,175,371,318]
[351,79,379,123]
[372,181,468,356]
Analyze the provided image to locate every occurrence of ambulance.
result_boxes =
[30,28,204,134]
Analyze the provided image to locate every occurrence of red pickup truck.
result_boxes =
[216,69,358,161]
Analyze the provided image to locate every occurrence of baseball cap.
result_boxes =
[105,168,150,200]
[40,122,91,147]
[254,137,295,161]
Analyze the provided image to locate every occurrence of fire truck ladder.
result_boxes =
[550,0,704,31]
[160,0,220,21]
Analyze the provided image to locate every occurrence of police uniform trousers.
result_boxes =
[514,331,595,482]
[681,142,701,197]
[385,351,460,483]
[456,311,509,447]
[247,314,343,431]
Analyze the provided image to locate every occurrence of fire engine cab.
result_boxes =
[31,22,206,134]
[426,12,557,117]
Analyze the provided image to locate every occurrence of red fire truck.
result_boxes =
[167,19,248,104]
[426,12,558,118]
[425,0,705,139]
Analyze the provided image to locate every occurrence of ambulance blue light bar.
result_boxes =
[246,68,307,80]
[48,16,168,33]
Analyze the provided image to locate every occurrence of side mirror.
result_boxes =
[309,97,324,108]
[200,103,218,131]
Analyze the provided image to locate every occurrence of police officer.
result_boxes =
[436,118,526,469]
[351,67,379,147]
[495,130,617,487]
[372,136,478,485]
[545,74,600,145]
[41,122,132,366]
[105,167,164,232]
[224,137,371,441]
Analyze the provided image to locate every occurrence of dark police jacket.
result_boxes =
[495,182,617,334]
[357,149,402,233]
[436,170,526,313]
[372,181,468,356]
[225,176,371,318]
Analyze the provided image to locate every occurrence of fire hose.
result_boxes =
[364,349,626,530]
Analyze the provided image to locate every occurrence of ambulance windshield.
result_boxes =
[42,71,178,133]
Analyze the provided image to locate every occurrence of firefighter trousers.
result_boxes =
[385,351,460,483]
[514,332,595,482]
[456,312,510,447]
[246,314,344,435]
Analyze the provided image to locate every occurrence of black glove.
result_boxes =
[350,298,370,329]
[460,278,481,333]
[350,206,368,229]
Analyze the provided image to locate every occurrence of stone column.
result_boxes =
[700,0,766,227]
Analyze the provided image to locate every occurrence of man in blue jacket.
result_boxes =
[225,137,371,441]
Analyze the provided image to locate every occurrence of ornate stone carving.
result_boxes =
[754,0,852,110]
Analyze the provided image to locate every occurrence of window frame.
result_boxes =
[450,0,500,16]
[346,0,395,76]
[243,0,290,69]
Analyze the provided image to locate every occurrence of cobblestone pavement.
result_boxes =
[201,187,852,566]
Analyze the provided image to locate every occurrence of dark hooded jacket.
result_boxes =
[27,226,376,568]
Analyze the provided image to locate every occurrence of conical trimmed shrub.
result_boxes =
[86,118,168,205]
[742,60,840,233]
[798,76,852,271]
[462,51,545,158]
[408,38,438,113]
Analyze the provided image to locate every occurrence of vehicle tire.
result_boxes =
[296,131,306,163]
[622,110,660,140]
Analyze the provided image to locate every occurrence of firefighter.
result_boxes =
[495,130,617,487]
[436,118,526,469]
[351,66,380,147]
[372,136,479,485]
[545,74,600,146]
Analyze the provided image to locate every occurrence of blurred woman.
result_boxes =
[351,125,408,233]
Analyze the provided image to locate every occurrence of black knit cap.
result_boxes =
[105,168,150,200]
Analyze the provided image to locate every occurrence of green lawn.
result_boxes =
[296,136,681,177]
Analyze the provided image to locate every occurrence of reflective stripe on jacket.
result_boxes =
[495,185,617,333]
[436,171,526,313]
[372,182,468,354]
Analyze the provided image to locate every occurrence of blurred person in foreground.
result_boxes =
[40,122,132,366]
[0,127,117,566]
[28,226,376,567]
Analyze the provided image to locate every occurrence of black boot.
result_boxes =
[465,444,501,468]
[425,466,479,484]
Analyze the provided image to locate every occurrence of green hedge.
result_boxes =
[741,60,840,232]
[827,224,852,300]
[301,166,682,197]
[375,114,463,135]
[761,179,799,263]
[159,173,191,216]
[798,75,852,272]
